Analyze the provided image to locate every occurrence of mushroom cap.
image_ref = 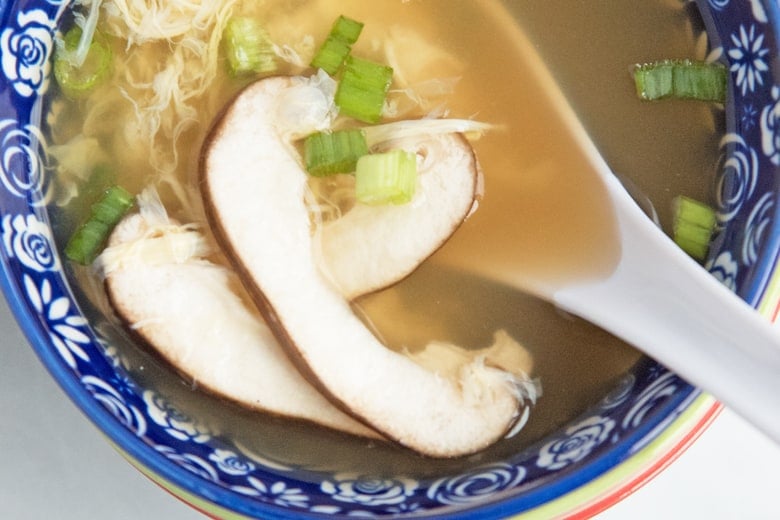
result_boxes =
[201,76,529,457]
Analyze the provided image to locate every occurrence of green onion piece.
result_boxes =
[223,16,276,77]
[355,149,417,205]
[304,129,369,176]
[330,15,364,44]
[633,59,727,102]
[65,186,135,265]
[336,56,393,123]
[310,15,364,74]
[310,36,352,75]
[54,26,112,99]
[63,164,117,234]
[77,164,116,206]
[672,195,716,261]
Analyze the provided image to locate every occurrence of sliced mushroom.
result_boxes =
[315,133,479,299]
[201,75,533,457]
[100,190,380,439]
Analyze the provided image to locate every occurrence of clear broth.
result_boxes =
[50,0,718,478]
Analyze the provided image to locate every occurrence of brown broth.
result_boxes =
[50,0,717,476]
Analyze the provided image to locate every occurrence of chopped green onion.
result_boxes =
[77,164,116,205]
[672,195,716,261]
[310,15,364,74]
[304,129,369,176]
[355,149,417,205]
[65,186,134,265]
[63,164,117,233]
[54,26,112,99]
[223,16,276,77]
[633,59,727,102]
[330,15,364,44]
[311,36,352,75]
[336,56,393,123]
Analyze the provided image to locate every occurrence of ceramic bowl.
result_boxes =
[0,0,776,517]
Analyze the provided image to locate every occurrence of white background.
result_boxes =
[2,291,780,519]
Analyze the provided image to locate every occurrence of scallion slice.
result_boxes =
[330,15,364,44]
[310,36,352,75]
[223,16,276,77]
[336,56,393,123]
[54,26,112,99]
[633,59,727,102]
[310,15,364,74]
[304,129,369,176]
[63,164,116,234]
[672,195,716,261]
[65,186,135,265]
[355,149,417,205]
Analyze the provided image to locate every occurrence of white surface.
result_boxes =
[3,289,780,519]
[597,408,780,519]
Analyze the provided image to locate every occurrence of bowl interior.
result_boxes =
[1,0,777,517]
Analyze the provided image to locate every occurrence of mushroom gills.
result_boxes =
[201,75,537,457]
[100,189,381,439]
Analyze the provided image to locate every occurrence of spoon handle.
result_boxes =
[555,172,780,443]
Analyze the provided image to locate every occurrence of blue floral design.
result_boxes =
[761,86,780,165]
[23,274,90,369]
[0,9,55,98]
[708,0,729,11]
[232,477,309,508]
[716,133,759,225]
[741,192,774,265]
[93,330,132,370]
[2,213,58,272]
[208,449,256,476]
[728,24,769,95]
[0,119,49,203]
[536,416,615,471]
[143,390,212,443]
[321,473,417,506]
[600,373,637,410]
[82,375,147,436]
[155,445,219,482]
[749,0,768,23]
[741,103,758,132]
[427,464,526,506]
[621,372,681,430]
[707,251,739,290]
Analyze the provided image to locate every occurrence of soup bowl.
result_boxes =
[1,0,778,517]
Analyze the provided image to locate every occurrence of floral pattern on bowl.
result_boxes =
[702,0,780,304]
[0,0,776,518]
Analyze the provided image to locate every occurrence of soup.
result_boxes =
[46,0,719,475]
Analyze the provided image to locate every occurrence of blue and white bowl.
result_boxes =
[0,0,777,518]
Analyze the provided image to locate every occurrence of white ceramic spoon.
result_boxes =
[554,142,780,445]
[471,27,780,444]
